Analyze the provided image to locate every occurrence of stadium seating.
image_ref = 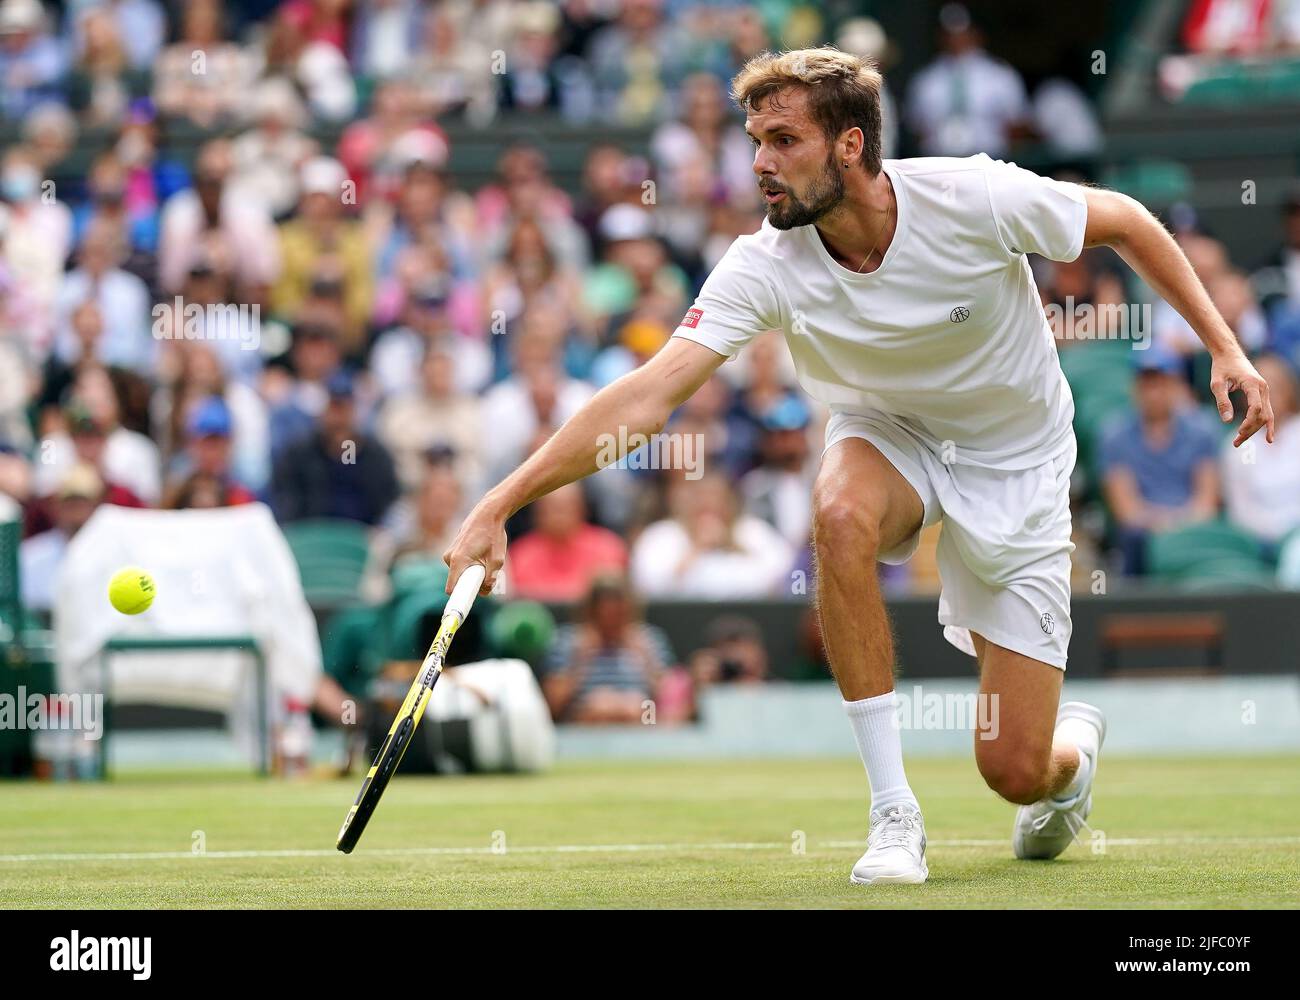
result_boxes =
[281,519,373,612]
[1146,519,1270,582]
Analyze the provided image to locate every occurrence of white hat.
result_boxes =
[300,156,347,197]
[598,203,655,243]
[0,0,43,34]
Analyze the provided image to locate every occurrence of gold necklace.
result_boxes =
[856,189,895,273]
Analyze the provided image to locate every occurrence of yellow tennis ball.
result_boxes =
[108,567,156,615]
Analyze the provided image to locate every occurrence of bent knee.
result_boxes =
[812,485,886,556]
[976,745,1052,805]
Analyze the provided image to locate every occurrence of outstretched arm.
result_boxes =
[443,337,726,594]
[1081,187,1274,447]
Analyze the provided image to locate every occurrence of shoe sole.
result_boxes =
[1012,702,1106,860]
[849,862,929,885]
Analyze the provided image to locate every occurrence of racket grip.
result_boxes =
[447,563,487,619]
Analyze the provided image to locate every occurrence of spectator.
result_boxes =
[585,0,684,124]
[497,1,564,114]
[151,0,251,128]
[508,483,628,601]
[1,144,72,355]
[0,0,65,120]
[161,396,257,509]
[905,3,1029,158]
[67,6,133,126]
[482,216,588,362]
[265,317,344,455]
[229,79,319,220]
[689,615,769,690]
[373,153,475,277]
[271,156,372,351]
[407,0,498,123]
[21,100,77,174]
[72,151,158,263]
[20,463,100,612]
[27,402,145,536]
[157,139,280,300]
[374,340,483,495]
[631,473,793,599]
[56,219,153,372]
[541,573,680,724]
[361,456,462,600]
[349,0,423,82]
[267,0,358,122]
[370,276,489,398]
[156,340,270,495]
[1100,348,1222,575]
[270,370,399,525]
[1221,355,1300,547]
[649,73,753,211]
[583,203,687,330]
[739,395,815,549]
[480,313,596,482]
[69,0,166,74]
[336,77,447,206]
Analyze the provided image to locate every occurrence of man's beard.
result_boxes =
[762,155,845,230]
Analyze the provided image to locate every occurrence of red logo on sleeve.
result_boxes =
[680,307,704,329]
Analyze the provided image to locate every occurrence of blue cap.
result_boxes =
[187,397,232,438]
[1133,345,1184,376]
[326,368,355,399]
[761,395,811,431]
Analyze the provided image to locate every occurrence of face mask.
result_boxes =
[1,167,39,203]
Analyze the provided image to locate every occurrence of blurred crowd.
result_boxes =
[1,1,1299,717]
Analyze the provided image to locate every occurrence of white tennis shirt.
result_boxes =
[672,154,1089,471]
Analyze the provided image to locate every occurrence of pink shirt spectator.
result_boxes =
[509,524,628,602]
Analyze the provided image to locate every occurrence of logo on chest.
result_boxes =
[949,306,971,324]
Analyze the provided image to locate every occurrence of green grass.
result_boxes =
[1,756,1297,908]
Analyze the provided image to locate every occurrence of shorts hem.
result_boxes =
[937,613,1068,671]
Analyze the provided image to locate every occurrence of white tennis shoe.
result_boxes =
[1013,701,1106,860]
[850,802,929,885]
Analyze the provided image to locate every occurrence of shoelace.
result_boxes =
[870,807,920,850]
[1030,802,1094,847]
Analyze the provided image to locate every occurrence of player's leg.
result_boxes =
[971,633,1106,859]
[970,633,1075,803]
[813,436,924,700]
[813,434,930,884]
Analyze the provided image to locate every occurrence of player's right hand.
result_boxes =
[442,502,507,597]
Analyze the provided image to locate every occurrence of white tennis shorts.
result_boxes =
[824,410,1076,670]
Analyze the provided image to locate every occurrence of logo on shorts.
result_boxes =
[680,307,704,329]
[950,306,971,323]
[1039,611,1055,635]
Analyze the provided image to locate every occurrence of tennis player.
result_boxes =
[444,48,1274,884]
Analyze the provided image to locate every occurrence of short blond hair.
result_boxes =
[731,47,884,175]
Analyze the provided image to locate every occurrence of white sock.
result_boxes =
[1053,743,1092,804]
[1052,715,1099,803]
[843,692,918,812]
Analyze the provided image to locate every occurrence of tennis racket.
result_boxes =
[336,563,487,854]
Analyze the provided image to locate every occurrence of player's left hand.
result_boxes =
[1210,351,1275,447]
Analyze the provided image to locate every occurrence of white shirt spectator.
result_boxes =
[56,266,154,372]
[631,515,794,599]
[157,188,281,295]
[36,429,161,505]
[906,49,1028,158]
[1221,420,1300,543]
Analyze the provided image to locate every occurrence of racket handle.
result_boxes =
[447,563,487,619]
